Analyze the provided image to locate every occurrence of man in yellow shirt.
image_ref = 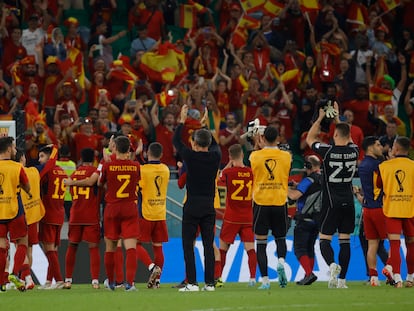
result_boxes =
[379,136,414,288]
[249,126,291,289]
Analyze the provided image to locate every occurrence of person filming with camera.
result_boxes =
[288,155,322,286]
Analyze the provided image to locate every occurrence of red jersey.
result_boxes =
[100,159,140,204]
[155,124,175,167]
[219,166,253,224]
[2,38,27,78]
[74,133,102,161]
[40,165,67,225]
[69,165,100,225]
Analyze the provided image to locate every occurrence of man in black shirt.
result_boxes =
[173,104,221,292]
[306,102,359,289]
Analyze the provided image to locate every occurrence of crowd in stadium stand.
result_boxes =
[0,0,414,171]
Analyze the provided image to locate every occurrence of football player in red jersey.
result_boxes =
[38,145,68,289]
[63,148,101,289]
[98,136,140,291]
[218,144,256,286]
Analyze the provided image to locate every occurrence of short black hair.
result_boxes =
[14,148,25,163]
[0,136,14,153]
[39,146,53,156]
[59,145,71,158]
[193,128,212,148]
[395,136,410,152]
[264,126,279,143]
[81,148,95,163]
[114,136,131,154]
[362,136,378,152]
[148,142,163,159]
[335,122,350,138]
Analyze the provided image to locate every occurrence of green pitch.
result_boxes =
[2,282,414,311]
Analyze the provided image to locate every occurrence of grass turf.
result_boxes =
[2,281,414,311]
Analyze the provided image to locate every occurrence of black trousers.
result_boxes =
[182,204,216,285]
[294,220,319,259]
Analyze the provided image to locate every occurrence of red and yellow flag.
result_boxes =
[378,0,400,12]
[299,0,320,11]
[140,42,187,84]
[189,0,208,13]
[262,0,284,18]
[280,68,300,92]
[238,15,261,30]
[369,86,392,115]
[179,4,196,29]
[240,0,265,14]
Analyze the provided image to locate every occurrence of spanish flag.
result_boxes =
[179,4,196,29]
[140,42,187,84]
[280,68,300,92]
[189,0,208,13]
[299,0,320,11]
[240,0,265,14]
[262,0,284,18]
[238,15,261,30]
[378,0,400,12]
[369,86,392,115]
[320,41,341,56]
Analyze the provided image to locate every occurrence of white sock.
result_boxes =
[148,263,155,271]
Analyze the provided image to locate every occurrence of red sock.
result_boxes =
[406,242,414,274]
[153,245,164,270]
[309,257,315,271]
[13,244,27,275]
[136,244,152,268]
[389,240,401,274]
[247,249,257,279]
[369,268,378,277]
[65,244,77,279]
[125,248,137,285]
[20,264,31,280]
[46,251,62,282]
[104,251,115,284]
[89,247,100,280]
[0,248,6,284]
[219,249,227,272]
[299,255,312,276]
[214,260,221,279]
[115,247,124,283]
[46,265,52,282]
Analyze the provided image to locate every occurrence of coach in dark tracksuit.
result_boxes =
[173,104,221,292]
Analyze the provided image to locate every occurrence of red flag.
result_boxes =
[280,69,300,92]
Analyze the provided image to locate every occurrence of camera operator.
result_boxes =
[288,155,322,286]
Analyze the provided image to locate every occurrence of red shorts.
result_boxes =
[138,217,168,243]
[363,208,387,240]
[68,224,101,244]
[0,215,27,241]
[220,221,254,244]
[386,217,414,236]
[39,223,62,246]
[28,222,39,246]
[104,202,139,240]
